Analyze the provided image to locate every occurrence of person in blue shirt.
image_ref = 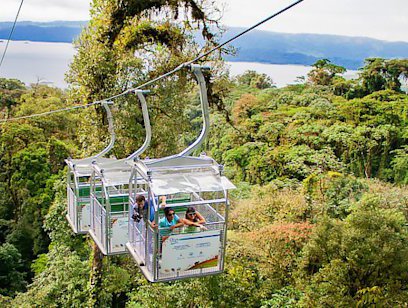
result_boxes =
[159,207,183,236]
[133,195,168,224]
[133,195,156,223]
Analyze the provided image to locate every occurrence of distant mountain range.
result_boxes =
[0,21,407,69]
[0,21,87,43]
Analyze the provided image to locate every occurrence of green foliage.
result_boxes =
[229,181,252,200]
[299,196,408,306]
[261,286,303,307]
[355,286,386,307]
[0,81,82,295]
[359,58,408,94]
[212,64,408,186]
[11,144,51,196]
[8,144,55,256]
[307,59,346,86]
[127,265,264,308]
[236,70,275,89]
[0,78,25,91]
[12,245,89,307]
[96,261,131,307]
[0,78,26,119]
[30,253,48,276]
[6,219,37,270]
[303,172,367,219]
[392,146,408,184]
[0,243,26,296]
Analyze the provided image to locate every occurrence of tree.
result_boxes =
[299,197,408,306]
[0,85,76,291]
[232,94,260,124]
[359,58,408,94]
[0,78,26,119]
[236,70,274,89]
[392,146,408,184]
[0,243,26,296]
[11,245,89,307]
[307,59,346,86]
[67,0,223,159]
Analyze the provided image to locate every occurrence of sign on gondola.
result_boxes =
[160,230,221,273]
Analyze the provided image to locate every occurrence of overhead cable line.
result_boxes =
[1,101,99,122]
[0,0,25,72]
[0,91,127,123]
[0,0,304,123]
[186,0,304,67]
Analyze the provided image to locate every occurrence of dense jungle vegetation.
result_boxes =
[0,0,408,307]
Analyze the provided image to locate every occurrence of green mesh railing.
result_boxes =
[96,195,129,213]
[78,185,102,198]
[158,197,191,215]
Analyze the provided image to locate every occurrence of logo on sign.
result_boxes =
[169,237,179,245]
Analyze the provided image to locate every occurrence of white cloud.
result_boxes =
[221,0,408,42]
[0,0,90,22]
[1,0,407,42]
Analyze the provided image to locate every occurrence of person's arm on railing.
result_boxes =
[181,218,208,230]
[195,211,206,224]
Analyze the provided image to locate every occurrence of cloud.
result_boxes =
[0,0,90,21]
[221,0,408,42]
[1,0,407,42]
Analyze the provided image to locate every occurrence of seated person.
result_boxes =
[183,207,207,232]
[159,207,183,237]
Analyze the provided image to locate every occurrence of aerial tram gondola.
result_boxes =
[88,90,152,255]
[65,101,117,234]
[126,65,236,282]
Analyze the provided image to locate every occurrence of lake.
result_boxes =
[0,40,75,88]
[0,40,357,88]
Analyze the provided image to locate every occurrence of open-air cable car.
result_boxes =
[126,65,236,282]
[88,90,151,255]
[65,101,117,234]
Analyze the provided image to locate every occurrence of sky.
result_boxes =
[0,0,407,42]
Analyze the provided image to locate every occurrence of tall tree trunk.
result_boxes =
[365,149,372,178]
[88,242,103,307]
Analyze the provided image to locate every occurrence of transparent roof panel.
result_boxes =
[221,176,236,190]
[150,171,236,195]
[66,157,117,177]
[144,156,215,169]
[102,170,132,186]
[95,159,132,186]
[131,155,218,176]
[130,155,236,194]
[97,158,129,170]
